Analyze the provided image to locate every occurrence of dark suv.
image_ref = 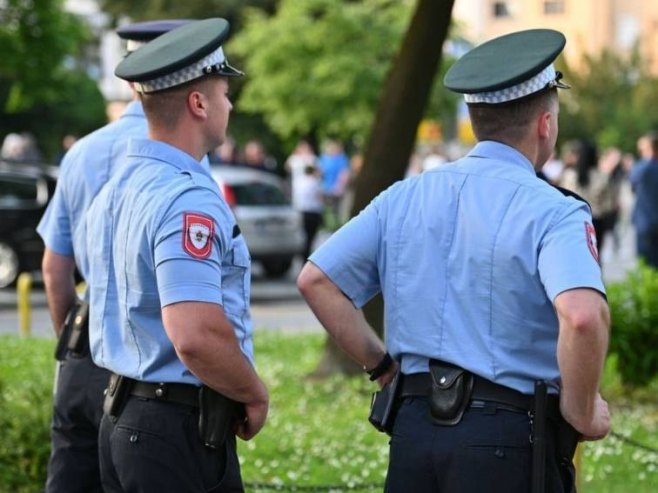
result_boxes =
[0,160,58,288]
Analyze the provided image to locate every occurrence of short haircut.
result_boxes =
[140,75,216,131]
[467,89,558,144]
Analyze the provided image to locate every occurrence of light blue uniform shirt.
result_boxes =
[310,141,605,394]
[37,101,210,286]
[37,101,148,273]
[83,138,253,385]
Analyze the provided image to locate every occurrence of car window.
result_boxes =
[232,182,289,206]
[0,174,40,208]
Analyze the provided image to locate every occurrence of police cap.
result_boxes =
[116,20,193,53]
[444,29,569,104]
[115,18,243,94]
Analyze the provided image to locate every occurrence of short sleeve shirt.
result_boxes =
[37,100,212,284]
[310,141,605,394]
[37,101,148,272]
[85,138,253,384]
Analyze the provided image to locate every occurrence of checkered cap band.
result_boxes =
[464,64,557,104]
[134,47,226,93]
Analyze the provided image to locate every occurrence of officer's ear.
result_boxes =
[537,110,552,140]
[187,89,208,120]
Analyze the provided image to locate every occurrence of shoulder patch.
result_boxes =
[182,212,214,259]
[585,222,599,263]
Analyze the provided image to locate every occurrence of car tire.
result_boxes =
[0,242,20,289]
[261,258,293,279]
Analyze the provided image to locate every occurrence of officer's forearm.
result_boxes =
[555,289,610,430]
[297,262,386,371]
[42,249,77,336]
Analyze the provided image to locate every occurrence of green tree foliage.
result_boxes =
[98,0,277,29]
[231,0,416,145]
[0,0,89,111]
[0,0,106,160]
[560,48,658,153]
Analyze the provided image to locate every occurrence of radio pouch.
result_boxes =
[103,374,132,423]
[428,359,474,426]
[198,386,244,449]
[368,371,400,435]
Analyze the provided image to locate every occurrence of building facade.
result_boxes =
[453,0,658,73]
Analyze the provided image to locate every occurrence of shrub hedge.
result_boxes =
[607,263,658,387]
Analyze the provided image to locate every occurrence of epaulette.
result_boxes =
[536,171,591,208]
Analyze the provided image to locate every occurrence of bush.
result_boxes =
[0,336,54,493]
[607,263,658,387]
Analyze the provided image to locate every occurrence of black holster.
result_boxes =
[428,359,474,425]
[103,374,132,423]
[54,301,89,361]
[368,371,400,435]
[198,386,244,449]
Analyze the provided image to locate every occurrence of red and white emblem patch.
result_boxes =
[183,213,214,259]
[585,222,599,263]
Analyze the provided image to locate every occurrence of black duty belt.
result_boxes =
[400,372,560,418]
[130,380,201,408]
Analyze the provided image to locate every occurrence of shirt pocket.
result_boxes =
[220,236,251,317]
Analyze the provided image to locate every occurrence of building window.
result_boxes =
[544,1,565,15]
[493,1,511,18]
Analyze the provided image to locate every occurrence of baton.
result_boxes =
[531,380,547,493]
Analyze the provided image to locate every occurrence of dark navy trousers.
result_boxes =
[46,352,111,493]
[384,397,576,493]
[99,396,244,492]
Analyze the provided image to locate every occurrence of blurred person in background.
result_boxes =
[421,143,448,171]
[55,134,78,165]
[209,135,238,164]
[559,139,620,252]
[286,139,323,259]
[1,132,28,161]
[318,139,350,230]
[629,132,658,268]
[285,138,318,184]
[295,164,324,260]
[242,138,277,173]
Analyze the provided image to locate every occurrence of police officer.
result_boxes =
[83,18,268,492]
[298,29,610,492]
[37,19,198,493]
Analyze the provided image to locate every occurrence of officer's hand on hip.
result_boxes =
[375,361,399,389]
[562,392,610,442]
[236,379,269,441]
[578,393,610,442]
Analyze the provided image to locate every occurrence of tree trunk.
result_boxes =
[314,0,456,375]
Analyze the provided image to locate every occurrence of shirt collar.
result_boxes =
[126,137,211,177]
[467,140,537,175]
[121,100,145,118]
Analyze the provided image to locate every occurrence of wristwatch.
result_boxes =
[365,352,393,381]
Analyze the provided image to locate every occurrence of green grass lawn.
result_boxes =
[0,332,656,492]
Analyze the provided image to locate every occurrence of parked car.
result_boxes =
[210,165,304,278]
[0,161,58,288]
